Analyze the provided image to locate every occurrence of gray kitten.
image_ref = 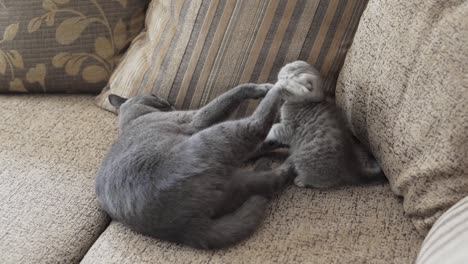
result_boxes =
[262,61,384,188]
[95,83,293,249]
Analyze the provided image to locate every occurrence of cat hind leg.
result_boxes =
[186,86,283,163]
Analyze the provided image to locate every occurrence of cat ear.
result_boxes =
[149,94,175,110]
[108,94,128,109]
[158,97,174,108]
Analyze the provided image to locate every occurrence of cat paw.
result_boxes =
[245,83,273,99]
[259,83,274,90]
[278,79,310,96]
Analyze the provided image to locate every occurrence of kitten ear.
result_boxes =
[108,94,128,109]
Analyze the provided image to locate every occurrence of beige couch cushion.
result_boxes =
[97,0,368,115]
[0,96,116,263]
[336,0,468,235]
[0,0,147,93]
[82,184,422,264]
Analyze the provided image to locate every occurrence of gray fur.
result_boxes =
[264,61,384,189]
[95,83,293,249]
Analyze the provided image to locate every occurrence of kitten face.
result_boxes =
[278,61,324,102]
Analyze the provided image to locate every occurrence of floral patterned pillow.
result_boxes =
[0,0,148,93]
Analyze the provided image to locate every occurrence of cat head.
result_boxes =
[108,94,175,113]
[277,60,324,103]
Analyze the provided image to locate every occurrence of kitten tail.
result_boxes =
[361,158,386,181]
[357,154,386,183]
[352,143,387,183]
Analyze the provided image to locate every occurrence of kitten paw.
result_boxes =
[294,176,308,188]
[266,139,285,150]
[277,61,324,101]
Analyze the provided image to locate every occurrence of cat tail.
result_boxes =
[182,195,268,249]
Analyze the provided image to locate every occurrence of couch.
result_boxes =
[0,95,422,263]
[1,0,466,263]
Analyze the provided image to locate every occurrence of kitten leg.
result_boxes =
[265,123,293,145]
[261,123,293,152]
[247,123,292,160]
[189,83,273,130]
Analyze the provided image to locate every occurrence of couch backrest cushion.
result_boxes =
[0,0,148,93]
[336,0,468,235]
[96,0,368,115]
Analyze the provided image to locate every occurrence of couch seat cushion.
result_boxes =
[0,95,116,263]
[82,184,423,264]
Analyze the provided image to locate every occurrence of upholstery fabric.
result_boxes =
[336,0,468,235]
[81,184,422,264]
[0,95,116,263]
[416,196,468,264]
[97,0,367,115]
[0,0,148,93]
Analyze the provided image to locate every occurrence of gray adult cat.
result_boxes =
[95,83,294,249]
[261,61,384,188]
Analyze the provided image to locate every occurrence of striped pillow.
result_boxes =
[96,0,368,115]
[416,196,468,264]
